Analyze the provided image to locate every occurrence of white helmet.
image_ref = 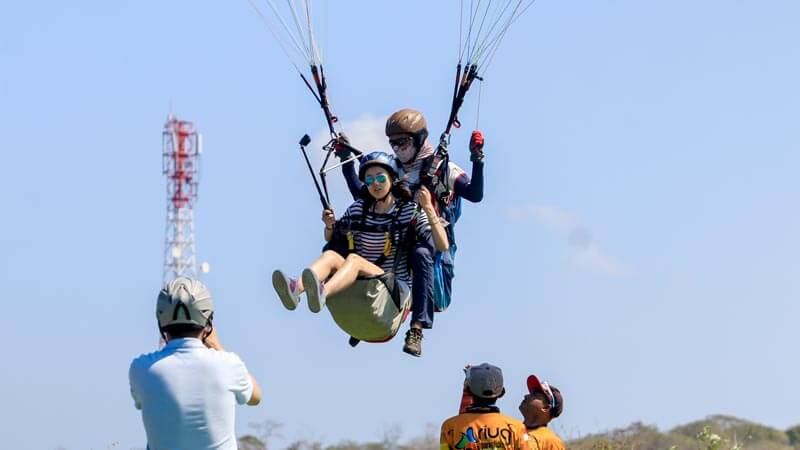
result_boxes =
[156,277,214,329]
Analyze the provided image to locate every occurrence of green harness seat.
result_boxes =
[326,273,411,343]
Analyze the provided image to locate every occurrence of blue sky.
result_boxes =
[1,1,799,449]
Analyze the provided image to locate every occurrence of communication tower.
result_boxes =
[162,114,206,282]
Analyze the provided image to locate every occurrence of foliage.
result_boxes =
[237,416,800,450]
[696,425,740,450]
[239,435,268,450]
[785,425,800,446]
[567,422,696,450]
[567,416,799,450]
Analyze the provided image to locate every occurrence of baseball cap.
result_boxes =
[466,363,505,399]
[156,277,214,329]
[527,374,563,418]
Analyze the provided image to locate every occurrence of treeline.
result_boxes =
[568,415,800,450]
[238,416,800,450]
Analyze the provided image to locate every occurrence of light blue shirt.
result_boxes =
[129,338,254,450]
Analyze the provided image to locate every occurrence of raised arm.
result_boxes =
[453,130,485,203]
[203,328,262,406]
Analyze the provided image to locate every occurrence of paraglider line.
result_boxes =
[471,0,516,64]
[246,0,303,72]
[263,0,312,62]
[475,80,483,129]
[477,0,538,70]
[469,0,495,63]
[286,0,313,59]
[299,72,323,104]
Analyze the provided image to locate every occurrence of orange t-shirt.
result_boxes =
[440,412,531,450]
[526,427,565,450]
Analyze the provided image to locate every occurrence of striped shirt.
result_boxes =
[337,199,433,286]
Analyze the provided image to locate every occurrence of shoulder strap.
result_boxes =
[375,201,407,268]
[389,201,412,273]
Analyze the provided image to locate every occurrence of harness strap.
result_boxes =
[334,201,414,271]
[339,222,400,233]
[373,201,406,267]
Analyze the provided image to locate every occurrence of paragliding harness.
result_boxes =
[324,201,415,345]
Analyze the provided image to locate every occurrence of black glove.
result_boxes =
[334,133,352,161]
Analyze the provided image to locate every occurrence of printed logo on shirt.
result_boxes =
[448,425,520,450]
[454,427,478,449]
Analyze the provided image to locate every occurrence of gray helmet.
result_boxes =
[156,277,214,329]
[466,363,505,399]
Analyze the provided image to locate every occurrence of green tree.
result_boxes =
[785,425,800,447]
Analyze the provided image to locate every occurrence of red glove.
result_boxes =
[469,130,485,162]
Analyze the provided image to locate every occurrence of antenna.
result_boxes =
[162,115,203,282]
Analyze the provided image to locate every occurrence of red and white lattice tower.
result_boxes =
[162,114,203,282]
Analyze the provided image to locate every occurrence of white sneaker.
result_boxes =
[302,268,326,313]
[272,270,300,311]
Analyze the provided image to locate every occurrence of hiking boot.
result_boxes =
[402,328,423,357]
[302,268,326,313]
[272,270,300,310]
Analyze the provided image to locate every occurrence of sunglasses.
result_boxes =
[389,136,413,148]
[364,174,388,186]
